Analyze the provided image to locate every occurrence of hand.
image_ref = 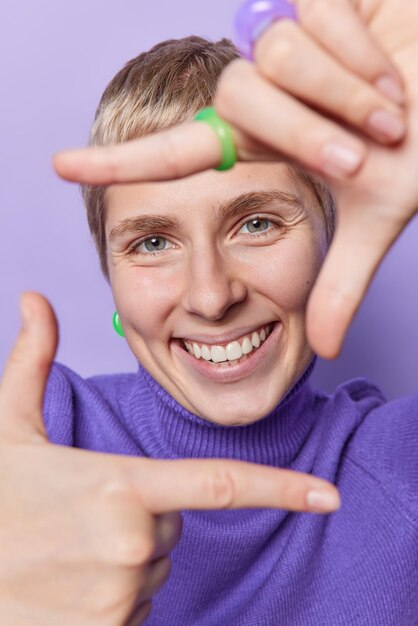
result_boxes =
[0,292,339,626]
[53,0,418,359]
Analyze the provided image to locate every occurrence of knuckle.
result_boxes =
[215,59,248,115]
[103,147,123,182]
[100,476,133,500]
[160,131,186,179]
[99,479,156,566]
[346,86,375,123]
[275,479,294,506]
[288,115,315,153]
[114,532,155,566]
[100,146,124,183]
[205,467,237,509]
[298,0,335,26]
[256,29,295,78]
[219,58,248,86]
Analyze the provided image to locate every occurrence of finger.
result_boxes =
[55,61,366,186]
[96,485,182,566]
[254,20,406,145]
[296,0,405,105]
[53,122,224,184]
[54,61,366,186]
[126,458,341,514]
[0,292,59,443]
[306,200,406,358]
[215,59,366,181]
[54,118,281,186]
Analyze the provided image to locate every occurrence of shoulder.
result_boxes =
[312,377,418,524]
[311,377,387,442]
[43,362,138,446]
[315,377,386,414]
[305,377,386,478]
[340,382,418,519]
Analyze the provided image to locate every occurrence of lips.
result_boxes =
[170,321,282,383]
[182,323,273,363]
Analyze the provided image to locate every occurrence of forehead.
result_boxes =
[105,162,317,234]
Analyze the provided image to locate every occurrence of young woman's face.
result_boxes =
[106,163,328,426]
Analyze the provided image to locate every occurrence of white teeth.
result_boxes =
[182,323,273,364]
[201,345,212,361]
[211,346,227,363]
[226,341,242,361]
[242,337,253,355]
[251,332,261,349]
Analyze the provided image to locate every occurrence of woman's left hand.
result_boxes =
[53,0,418,358]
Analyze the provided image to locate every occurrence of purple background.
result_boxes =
[1,0,417,400]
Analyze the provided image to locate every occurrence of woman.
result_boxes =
[1,1,418,624]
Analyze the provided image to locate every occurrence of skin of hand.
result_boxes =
[53,0,418,359]
[0,293,339,626]
[300,0,418,357]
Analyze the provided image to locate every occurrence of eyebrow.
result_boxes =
[108,190,304,243]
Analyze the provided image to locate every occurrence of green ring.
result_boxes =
[193,107,237,171]
[112,311,125,338]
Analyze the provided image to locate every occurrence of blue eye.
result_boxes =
[130,236,173,255]
[142,237,167,252]
[239,218,272,235]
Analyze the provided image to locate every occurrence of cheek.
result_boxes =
[114,267,180,336]
[242,237,323,310]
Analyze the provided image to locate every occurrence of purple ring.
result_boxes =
[234,0,298,61]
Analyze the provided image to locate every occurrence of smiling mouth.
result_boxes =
[179,322,275,367]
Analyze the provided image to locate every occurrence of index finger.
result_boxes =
[53,122,226,185]
[126,458,341,515]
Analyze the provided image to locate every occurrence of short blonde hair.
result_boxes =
[83,36,336,280]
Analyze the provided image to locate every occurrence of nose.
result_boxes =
[182,244,247,321]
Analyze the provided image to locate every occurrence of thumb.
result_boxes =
[306,204,405,358]
[0,292,59,443]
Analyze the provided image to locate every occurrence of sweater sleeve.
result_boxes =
[344,390,418,527]
[42,362,75,446]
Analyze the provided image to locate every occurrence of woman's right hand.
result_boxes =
[0,292,340,626]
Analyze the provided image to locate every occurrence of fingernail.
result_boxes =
[320,142,364,179]
[20,295,32,329]
[367,109,406,142]
[375,74,405,106]
[306,489,341,513]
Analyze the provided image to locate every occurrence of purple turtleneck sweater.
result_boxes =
[43,360,418,625]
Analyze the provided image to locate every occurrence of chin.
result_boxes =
[189,385,287,427]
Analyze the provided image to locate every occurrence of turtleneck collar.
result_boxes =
[130,359,317,467]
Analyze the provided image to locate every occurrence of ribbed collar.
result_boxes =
[129,359,317,467]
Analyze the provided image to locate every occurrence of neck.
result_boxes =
[130,359,317,466]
